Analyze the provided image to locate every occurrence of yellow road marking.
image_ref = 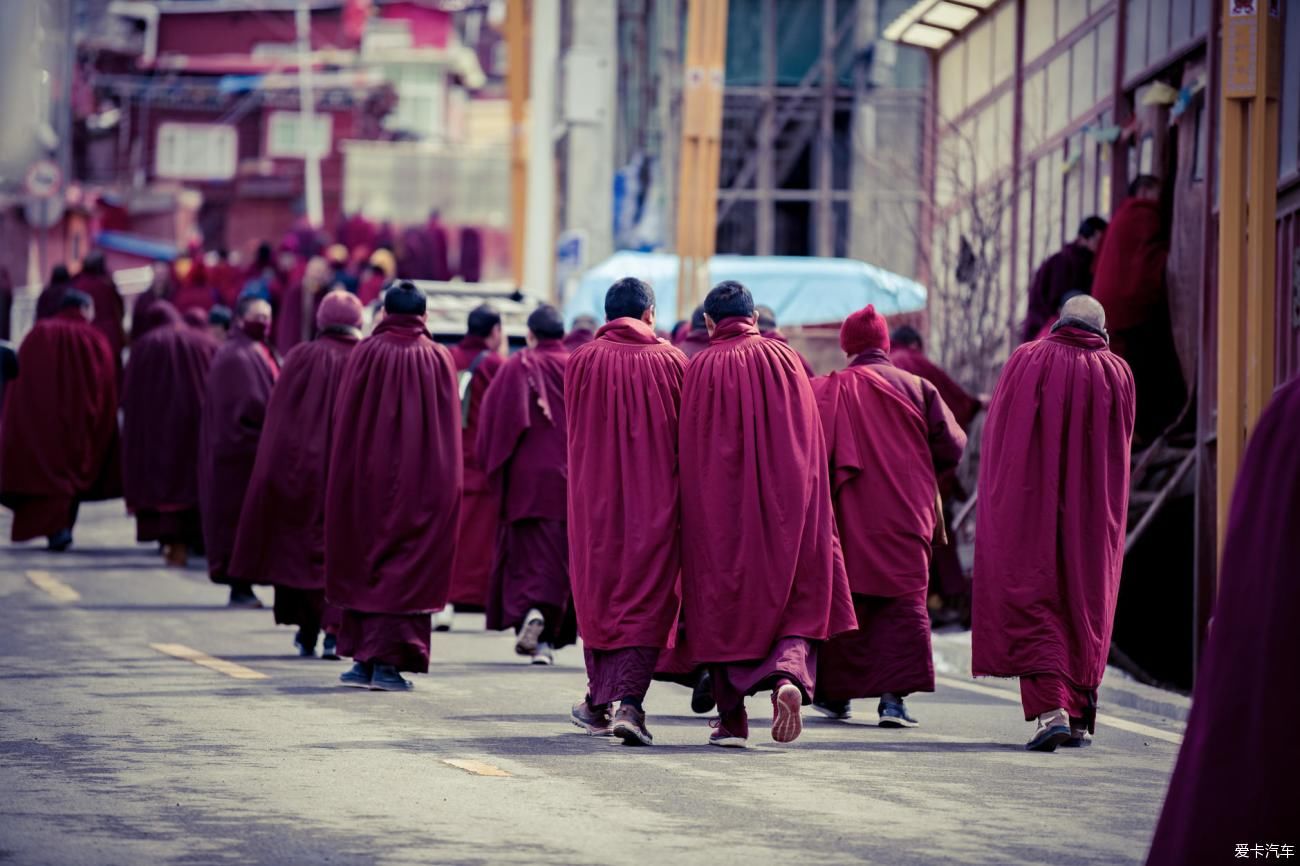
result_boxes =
[936,676,1183,745]
[149,643,269,680]
[442,759,511,777]
[26,570,80,603]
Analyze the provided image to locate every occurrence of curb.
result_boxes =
[931,631,1191,724]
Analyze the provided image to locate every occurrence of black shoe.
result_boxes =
[811,699,852,720]
[1026,724,1072,752]
[321,635,340,661]
[47,529,73,552]
[339,661,373,688]
[878,696,919,728]
[227,587,264,609]
[690,671,716,714]
[293,629,318,658]
[369,664,414,691]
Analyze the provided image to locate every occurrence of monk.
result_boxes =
[440,304,506,630]
[198,296,279,608]
[1021,216,1106,344]
[566,278,687,746]
[680,281,856,748]
[562,313,598,351]
[230,291,364,660]
[811,305,966,727]
[1144,375,1300,865]
[1090,175,1185,443]
[973,295,1135,751]
[0,291,118,550]
[889,324,984,623]
[130,264,174,342]
[72,251,127,366]
[121,300,216,565]
[207,306,232,343]
[324,281,461,691]
[33,265,74,321]
[477,304,575,666]
[756,305,815,377]
[676,305,711,359]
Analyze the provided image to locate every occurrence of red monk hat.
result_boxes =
[316,289,364,331]
[840,304,890,355]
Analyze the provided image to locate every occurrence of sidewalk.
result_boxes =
[931,629,1192,723]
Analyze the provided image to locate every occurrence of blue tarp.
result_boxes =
[563,252,927,327]
[94,231,179,262]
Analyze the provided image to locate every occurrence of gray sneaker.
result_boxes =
[515,608,545,655]
[878,695,918,728]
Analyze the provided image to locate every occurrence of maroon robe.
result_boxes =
[324,314,461,672]
[566,318,686,700]
[230,331,359,606]
[1145,375,1300,866]
[477,339,575,647]
[890,344,981,597]
[198,330,279,583]
[677,328,711,360]
[446,335,505,608]
[121,301,216,545]
[1021,241,1094,344]
[73,271,127,365]
[761,328,815,377]
[0,310,119,540]
[812,353,966,700]
[972,326,1134,730]
[679,317,856,704]
[562,328,595,352]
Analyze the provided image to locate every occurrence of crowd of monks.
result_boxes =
[0,233,1293,860]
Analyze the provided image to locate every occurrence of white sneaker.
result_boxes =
[531,642,554,666]
[433,604,455,632]
[515,608,545,655]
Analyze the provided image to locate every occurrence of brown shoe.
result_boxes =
[570,699,612,736]
[611,703,653,746]
[163,544,189,567]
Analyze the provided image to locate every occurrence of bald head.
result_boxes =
[1060,295,1106,331]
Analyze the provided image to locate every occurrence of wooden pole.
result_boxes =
[505,0,530,287]
[1216,0,1280,567]
[675,0,729,322]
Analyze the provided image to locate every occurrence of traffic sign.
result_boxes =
[24,159,62,199]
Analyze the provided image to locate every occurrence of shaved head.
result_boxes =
[1060,295,1106,330]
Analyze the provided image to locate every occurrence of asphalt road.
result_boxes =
[0,503,1186,866]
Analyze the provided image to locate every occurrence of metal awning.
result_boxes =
[881,0,997,50]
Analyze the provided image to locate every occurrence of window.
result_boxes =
[266,111,332,158]
[1045,51,1070,136]
[1125,0,1149,80]
[1024,0,1054,63]
[966,20,992,104]
[938,41,966,121]
[992,2,1016,86]
[1070,31,1096,123]
[1096,15,1116,106]
[1280,1,1300,181]
[1057,0,1085,37]
[155,122,236,180]
[1023,69,1046,151]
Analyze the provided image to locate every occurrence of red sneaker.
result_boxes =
[708,705,749,748]
[770,680,804,743]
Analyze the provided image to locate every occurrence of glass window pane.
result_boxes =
[938,41,966,121]
[1149,0,1170,59]
[1024,0,1054,63]
[1096,15,1116,106]
[773,200,813,255]
[716,199,758,254]
[725,0,763,85]
[1280,1,1300,179]
[832,201,850,259]
[832,108,852,190]
[996,90,1014,174]
[977,106,997,184]
[1023,69,1047,151]
[1017,165,1033,301]
[1070,31,1096,122]
[1057,0,1085,37]
[775,0,821,85]
[1125,0,1149,81]
[1045,51,1071,136]
[966,20,993,104]
[993,2,1016,86]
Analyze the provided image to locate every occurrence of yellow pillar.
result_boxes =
[1216,0,1280,567]
[675,0,728,322]
[506,0,531,288]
